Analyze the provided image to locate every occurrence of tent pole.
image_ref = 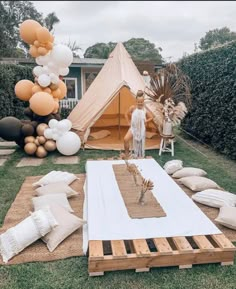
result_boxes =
[118,92,121,140]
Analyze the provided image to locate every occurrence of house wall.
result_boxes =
[66,66,82,99]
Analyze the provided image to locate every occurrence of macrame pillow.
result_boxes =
[32,193,74,213]
[163,160,183,175]
[42,204,86,252]
[0,207,58,263]
[179,176,220,192]
[172,167,207,178]
[215,206,236,230]
[32,171,78,187]
[35,182,79,199]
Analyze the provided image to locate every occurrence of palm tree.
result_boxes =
[44,12,60,32]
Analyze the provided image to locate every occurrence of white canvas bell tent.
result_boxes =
[67,42,159,150]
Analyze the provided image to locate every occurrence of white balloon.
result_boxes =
[57,119,72,132]
[52,133,60,141]
[42,66,49,74]
[50,44,73,68]
[33,66,44,77]
[48,119,58,129]
[40,54,51,66]
[59,67,69,76]
[50,73,59,84]
[38,74,51,87]
[56,132,81,156]
[36,56,44,66]
[44,128,53,139]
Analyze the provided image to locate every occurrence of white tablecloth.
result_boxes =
[83,159,221,253]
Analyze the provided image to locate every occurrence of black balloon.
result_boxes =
[24,107,34,119]
[21,124,35,137]
[31,121,39,128]
[0,117,22,141]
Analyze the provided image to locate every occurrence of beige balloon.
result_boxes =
[36,146,48,158]
[44,140,57,152]
[24,136,36,144]
[24,142,37,155]
[34,139,40,146]
[36,123,49,136]
[38,136,46,144]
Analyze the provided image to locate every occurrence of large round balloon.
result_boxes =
[0,117,22,141]
[56,131,81,156]
[19,20,42,45]
[15,80,34,101]
[50,44,73,68]
[29,92,55,116]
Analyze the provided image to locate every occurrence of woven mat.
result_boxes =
[112,164,166,219]
[0,174,85,265]
[175,179,236,242]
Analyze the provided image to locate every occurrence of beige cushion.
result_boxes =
[179,176,220,192]
[215,206,236,230]
[163,160,183,175]
[32,171,78,187]
[88,130,111,140]
[35,182,79,198]
[172,167,207,178]
[32,194,74,213]
[42,204,86,252]
[0,207,58,263]
[192,189,236,208]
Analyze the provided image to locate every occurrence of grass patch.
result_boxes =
[0,133,235,289]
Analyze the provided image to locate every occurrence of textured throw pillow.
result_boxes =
[32,193,74,213]
[215,206,236,230]
[172,167,207,178]
[179,176,220,192]
[32,171,78,187]
[42,204,86,252]
[35,182,79,198]
[163,160,183,175]
[0,207,58,263]
[192,189,236,208]
[88,130,111,140]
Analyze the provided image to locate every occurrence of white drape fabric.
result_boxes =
[130,108,146,158]
[83,159,221,254]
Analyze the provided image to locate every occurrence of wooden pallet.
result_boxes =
[88,234,235,276]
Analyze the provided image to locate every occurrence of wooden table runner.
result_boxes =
[112,164,166,219]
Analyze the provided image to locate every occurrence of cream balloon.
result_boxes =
[38,74,51,87]
[56,132,81,156]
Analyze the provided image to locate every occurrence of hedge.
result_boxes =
[0,64,33,120]
[177,41,236,160]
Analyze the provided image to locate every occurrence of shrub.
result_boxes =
[177,41,236,160]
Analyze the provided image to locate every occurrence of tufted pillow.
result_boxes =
[179,176,220,192]
[215,206,236,230]
[172,167,207,178]
[32,171,78,187]
[163,160,183,175]
[35,182,79,199]
[32,193,74,213]
[42,204,86,252]
[192,189,236,208]
[0,207,58,263]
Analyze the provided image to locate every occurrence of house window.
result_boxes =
[85,72,98,91]
[63,78,78,100]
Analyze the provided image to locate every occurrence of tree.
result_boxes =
[84,38,163,63]
[0,1,60,57]
[44,12,60,32]
[199,27,236,50]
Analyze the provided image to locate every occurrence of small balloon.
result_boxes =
[38,136,46,144]
[36,123,49,136]
[36,145,48,158]
[24,142,37,155]
[24,136,36,144]
[48,119,58,129]
[44,140,57,151]
[44,128,53,139]
[21,124,35,136]
[38,74,51,87]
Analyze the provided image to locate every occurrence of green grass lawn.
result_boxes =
[0,132,235,289]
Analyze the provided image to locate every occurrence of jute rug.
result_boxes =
[174,179,236,242]
[0,174,85,265]
[112,164,166,218]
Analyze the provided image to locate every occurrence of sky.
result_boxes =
[32,1,236,61]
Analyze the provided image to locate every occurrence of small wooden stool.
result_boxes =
[159,134,175,156]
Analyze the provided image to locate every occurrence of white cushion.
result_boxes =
[32,194,74,213]
[163,160,183,175]
[32,171,78,187]
[192,189,236,208]
[172,167,207,178]
[35,182,79,198]
[42,204,86,252]
[0,207,58,263]
[215,206,236,230]
[179,176,220,192]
